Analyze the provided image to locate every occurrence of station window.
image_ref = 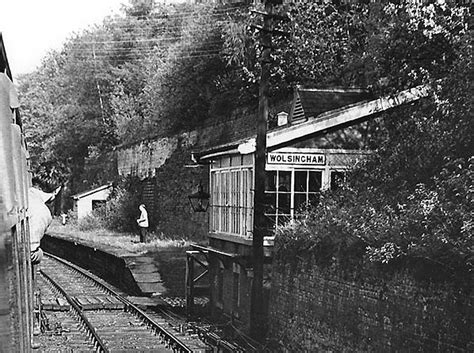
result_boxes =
[210,155,253,237]
[264,170,322,227]
[210,154,349,236]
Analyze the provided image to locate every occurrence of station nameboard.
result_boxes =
[267,152,326,165]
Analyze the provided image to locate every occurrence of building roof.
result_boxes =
[196,84,429,160]
[72,184,113,200]
[290,86,373,122]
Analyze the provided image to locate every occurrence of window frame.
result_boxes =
[264,167,326,226]
[209,154,254,238]
[208,148,362,238]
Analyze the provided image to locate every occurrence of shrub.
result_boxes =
[275,11,473,285]
[275,156,473,284]
[100,180,141,232]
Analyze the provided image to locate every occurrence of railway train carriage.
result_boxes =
[0,33,35,352]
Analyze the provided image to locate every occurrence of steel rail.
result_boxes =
[39,269,108,352]
[44,252,193,353]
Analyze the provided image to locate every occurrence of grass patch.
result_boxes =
[47,218,191,253]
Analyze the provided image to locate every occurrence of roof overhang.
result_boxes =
[72,183,113,200]
[196,84,429,161]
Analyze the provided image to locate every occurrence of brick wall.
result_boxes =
[270,256,473,352]
[117,136,179,178]
[151,135,209,240]
[113,107,260,240]
[116,132,209,240]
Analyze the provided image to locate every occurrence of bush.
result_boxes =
[275,156,473,284]
[100,180,141,232]
[275,11,473,285]
[65,209,78,225]
[61,178,142,233]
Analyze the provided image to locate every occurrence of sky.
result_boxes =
[0,0,185,78]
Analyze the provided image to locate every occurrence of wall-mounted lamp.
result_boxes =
[188,182,210,212]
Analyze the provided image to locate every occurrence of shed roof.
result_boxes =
[72,184,113,200]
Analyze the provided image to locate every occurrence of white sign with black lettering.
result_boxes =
[267,152,326,165]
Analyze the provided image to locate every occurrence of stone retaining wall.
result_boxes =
[269,256,473,352]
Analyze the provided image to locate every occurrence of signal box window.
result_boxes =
[210,155,253,238]
[265,170,322,228]
[294,170,322,212]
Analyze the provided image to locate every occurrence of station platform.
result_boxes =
[41,232,184,306]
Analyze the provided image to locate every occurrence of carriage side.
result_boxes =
[0,32,34,352]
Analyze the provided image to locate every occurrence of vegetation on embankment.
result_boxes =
[275,2,472,285]
[271,6,472,344]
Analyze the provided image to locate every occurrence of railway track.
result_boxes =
[37,253,209,352]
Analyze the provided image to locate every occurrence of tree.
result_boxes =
[141,3,251,135]
[275,2,473,279]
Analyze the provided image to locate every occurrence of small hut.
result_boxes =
[72,184,112,220]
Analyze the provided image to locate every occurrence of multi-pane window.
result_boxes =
[210,153,349,236]
[294,170,322,211]
[264,169,323,227]
[210,155,253,237]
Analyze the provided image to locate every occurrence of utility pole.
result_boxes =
[250,0,278,340]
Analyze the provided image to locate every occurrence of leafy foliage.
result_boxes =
[20,1,250,193]
[275,2,472,283]
[99,181,141,232]
[71,178,141,232]
[140,4,252,135]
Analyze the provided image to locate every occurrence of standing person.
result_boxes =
[136,204,149,243]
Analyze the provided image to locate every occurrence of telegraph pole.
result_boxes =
[250,0,277,340]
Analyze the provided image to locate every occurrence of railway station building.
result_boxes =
[186,85,428,331]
